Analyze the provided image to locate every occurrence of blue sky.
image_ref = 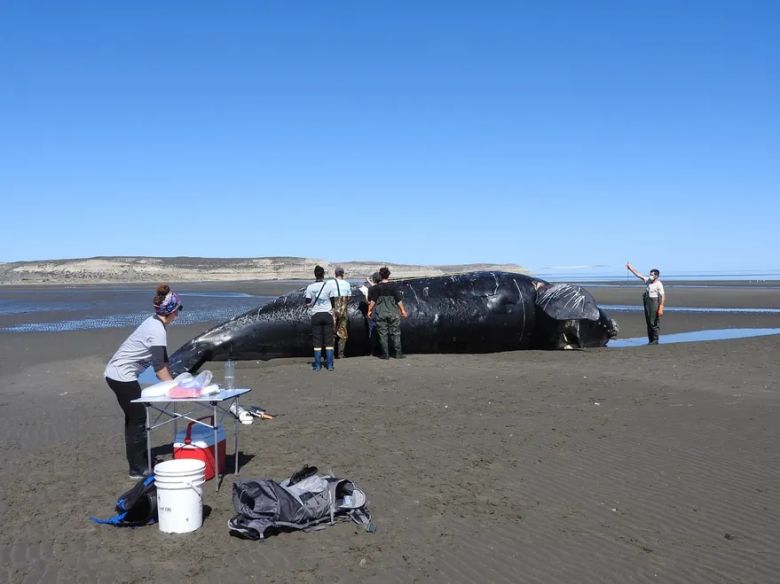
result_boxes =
[1,1,777,276]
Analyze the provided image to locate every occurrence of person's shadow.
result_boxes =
[223,451,255,476]
[151,443,173,459]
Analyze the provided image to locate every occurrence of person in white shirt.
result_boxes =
[105,284,182,479]
[626,262,666,344]
[304,265,338,371]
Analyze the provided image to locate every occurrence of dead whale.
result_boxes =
[169,271,618,374]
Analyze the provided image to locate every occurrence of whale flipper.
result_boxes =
[535,283,600,321]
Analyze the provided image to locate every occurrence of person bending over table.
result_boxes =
[104,284,182,479]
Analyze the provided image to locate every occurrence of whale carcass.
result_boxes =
[169,271,619,374]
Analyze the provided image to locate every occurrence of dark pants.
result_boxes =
[311,312,334,349]
[643,294,660,343]
[376,312,402,357]
[367,315,378,354]
[106,377,147,473]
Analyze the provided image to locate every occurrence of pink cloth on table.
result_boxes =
[167,386,202,399]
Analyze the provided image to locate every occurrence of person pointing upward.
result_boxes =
[626,262,665,344]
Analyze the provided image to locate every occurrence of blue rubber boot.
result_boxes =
[312,350,322,371]
[325,349,335,371]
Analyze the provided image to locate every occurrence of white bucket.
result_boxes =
[154,459,206,534]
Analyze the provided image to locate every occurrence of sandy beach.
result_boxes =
[1,282,779,583]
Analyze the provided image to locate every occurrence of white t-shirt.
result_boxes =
[305,280,338,315]
[644,278,665,299]
[105,316,167,382]
[333,279,352,297]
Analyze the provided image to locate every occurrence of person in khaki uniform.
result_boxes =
[626,262,666,344]
[332,266,352,358]
[367,266,409,359]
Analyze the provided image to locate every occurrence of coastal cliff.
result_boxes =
[0,257,527,285]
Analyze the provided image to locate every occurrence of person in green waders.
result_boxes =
[626,262,666,344]
[366,266,409,359]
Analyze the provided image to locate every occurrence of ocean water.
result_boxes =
[0,287,274,333]
[609,328,780,347]
[538,268,780,283]
[2,275,779,334]
[601,305,780,314]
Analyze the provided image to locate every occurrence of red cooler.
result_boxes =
[173,418,226,481]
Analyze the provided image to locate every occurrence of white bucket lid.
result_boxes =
[154,458,206,477]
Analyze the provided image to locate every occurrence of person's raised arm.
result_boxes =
[625,262,646,281]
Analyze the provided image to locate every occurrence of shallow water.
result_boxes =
[3,287,779,334]
[0,288,273,333]
[608,328,780,348]
[601,304,780,314]
[540,270,780,282]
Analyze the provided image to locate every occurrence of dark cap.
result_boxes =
[335,266,345,277]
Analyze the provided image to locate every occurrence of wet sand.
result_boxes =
[1,283,779,583]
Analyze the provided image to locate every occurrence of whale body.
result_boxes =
[169,271,619,374]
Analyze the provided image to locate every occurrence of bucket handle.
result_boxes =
[184,416,215,445]
[184,480,204,494]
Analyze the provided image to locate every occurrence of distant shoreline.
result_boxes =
[3,278,780,293]
[0,256,527,286]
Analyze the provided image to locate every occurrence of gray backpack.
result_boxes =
[228,466,375,540]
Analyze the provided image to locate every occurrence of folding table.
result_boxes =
[131,388,252,491]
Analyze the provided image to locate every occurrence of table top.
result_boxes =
[131,388,252,404]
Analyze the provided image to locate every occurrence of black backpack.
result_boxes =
[91,475,157,527]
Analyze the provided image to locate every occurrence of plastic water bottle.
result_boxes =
[224,359,236,389]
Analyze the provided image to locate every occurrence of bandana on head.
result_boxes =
[154,291,181,316]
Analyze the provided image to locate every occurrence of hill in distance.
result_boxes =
[0,256,528,285]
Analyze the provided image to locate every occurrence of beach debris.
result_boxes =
[246,405,274,420]
[229,402,254,425]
